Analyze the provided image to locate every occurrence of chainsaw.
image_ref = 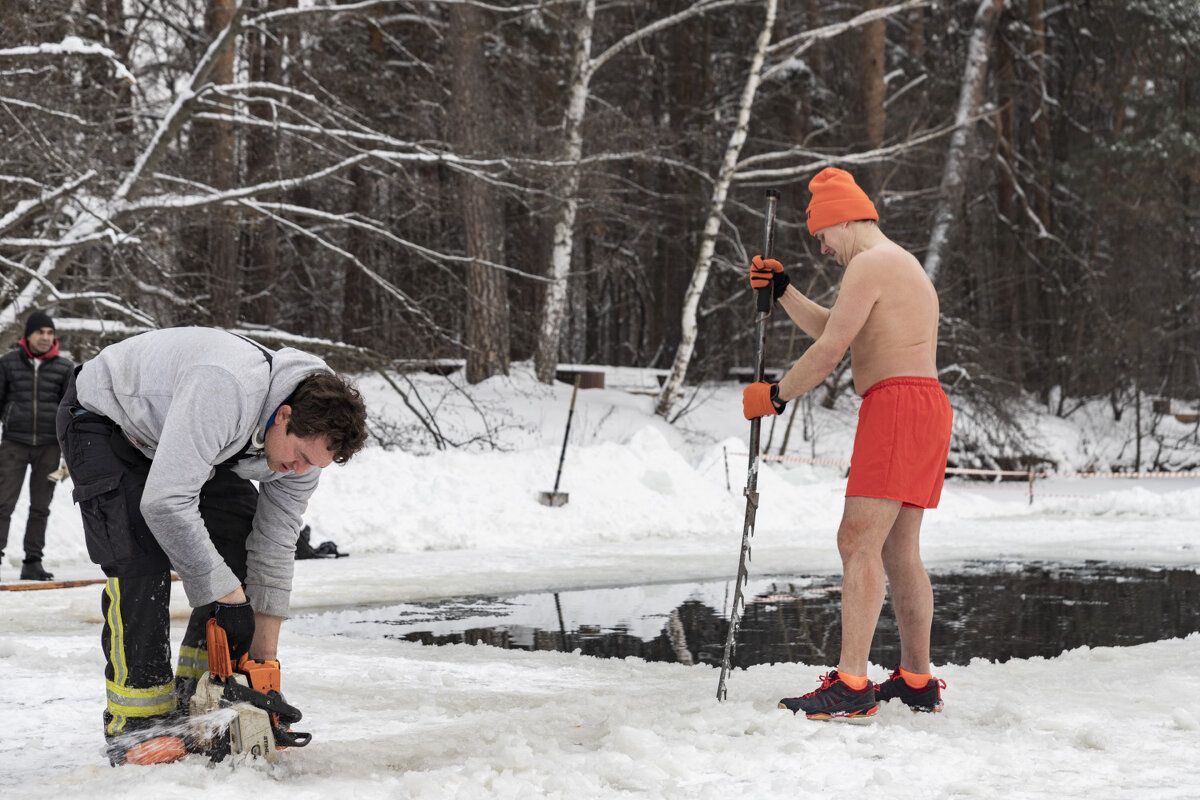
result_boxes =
[189,618,311,763]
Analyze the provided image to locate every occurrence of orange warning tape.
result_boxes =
[745,452,1200,480]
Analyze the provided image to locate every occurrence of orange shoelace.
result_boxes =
[802,671,870,696]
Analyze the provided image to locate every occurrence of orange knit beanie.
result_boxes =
[806,168,878,235]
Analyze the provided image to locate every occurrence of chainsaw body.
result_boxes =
[189,617,310,763]
[190,671,277,762]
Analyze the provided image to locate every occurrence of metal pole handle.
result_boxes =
[755,190,780,321]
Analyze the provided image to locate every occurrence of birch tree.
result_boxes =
[656,0,929,418]
[922,0,1003,284]
[534,0,746,384]
[533,0,594,384]
[655,0,778,418]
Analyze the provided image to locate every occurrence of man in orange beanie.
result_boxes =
[742,167,952,720]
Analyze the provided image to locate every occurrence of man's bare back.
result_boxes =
[774,222,938,401]
[841,238,939,394]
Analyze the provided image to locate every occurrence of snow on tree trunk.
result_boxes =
[0,1,250,340]
[533,0,741,384]
[656,0,778,419]
[535,0,595,385]
[923,0,1002,284]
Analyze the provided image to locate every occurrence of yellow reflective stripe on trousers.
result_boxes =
[103,578,175,735]
[104,578,128,687]
[176,645,208,681]
[105,679,176,718]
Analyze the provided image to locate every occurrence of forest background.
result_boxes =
[1,0,1197,469]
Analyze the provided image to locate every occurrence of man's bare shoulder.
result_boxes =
[846,241,926,285]
[849,240,919,268]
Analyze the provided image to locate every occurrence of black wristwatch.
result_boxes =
[770,383,787,413]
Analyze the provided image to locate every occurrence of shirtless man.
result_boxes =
[741,167,952,720]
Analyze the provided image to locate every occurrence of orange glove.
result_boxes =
[749,255,790,299]
[742,381,786,420]
[749,255,782,289]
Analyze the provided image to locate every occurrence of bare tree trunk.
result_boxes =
[450,1,510,384]
[76,0,132,313]
[244,0,292,326]
[994,23,1022,379]
[1169,54,1196,395]
[923,0,1003,284]
[205,0,239,327]
[1027,0,1051,222]
[344,166,376,346]
[656,0,778,419]
[860,0,887,196]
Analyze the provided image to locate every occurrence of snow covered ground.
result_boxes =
[2,364,1198,798]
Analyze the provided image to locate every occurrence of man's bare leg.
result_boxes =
[835,496,902,677]
[880,506,932,674]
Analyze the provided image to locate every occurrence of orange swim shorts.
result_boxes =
[845,376,953,509]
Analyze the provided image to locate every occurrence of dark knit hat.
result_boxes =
[23,310,54,339]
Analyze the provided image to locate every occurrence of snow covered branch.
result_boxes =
[0,36,136,85]
[0,172,95,237]
[764,0,930,81]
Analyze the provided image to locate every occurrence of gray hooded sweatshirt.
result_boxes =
[75,327,332,617]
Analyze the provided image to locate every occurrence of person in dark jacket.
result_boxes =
[0,310,74,581]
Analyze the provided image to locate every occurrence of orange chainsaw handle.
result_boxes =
[205,617,234,679]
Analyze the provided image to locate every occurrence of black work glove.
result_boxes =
[770,269,790,300]
[213,601,256,662]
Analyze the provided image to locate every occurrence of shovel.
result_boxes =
[539,373,581,507]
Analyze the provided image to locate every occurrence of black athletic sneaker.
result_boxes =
[874,668,945,712]
[778,671,879,720]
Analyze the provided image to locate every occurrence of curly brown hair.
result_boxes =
[285,372,368,464]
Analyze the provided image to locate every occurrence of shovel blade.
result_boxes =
[538,491,569,507]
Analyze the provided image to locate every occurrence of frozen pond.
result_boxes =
[347,560,1200,667]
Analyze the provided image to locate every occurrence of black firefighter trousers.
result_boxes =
[57,377,258,748]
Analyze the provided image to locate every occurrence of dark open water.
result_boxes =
[364,561,1200,668]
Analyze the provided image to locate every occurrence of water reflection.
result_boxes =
[372,561,1200,667]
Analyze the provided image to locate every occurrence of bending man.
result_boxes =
[742,168,952,720]
[57,327,368,764]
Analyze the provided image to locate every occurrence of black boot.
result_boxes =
[20,560,54,581]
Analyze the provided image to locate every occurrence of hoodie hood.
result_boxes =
[256,346,332,436]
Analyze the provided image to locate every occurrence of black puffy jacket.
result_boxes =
[0,345,75,447]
